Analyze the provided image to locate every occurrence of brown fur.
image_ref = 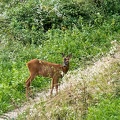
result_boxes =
[25,54,71,98]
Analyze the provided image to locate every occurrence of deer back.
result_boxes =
[38,60,63,78]
[27,59,65,78]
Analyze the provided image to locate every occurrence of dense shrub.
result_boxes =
[58,1,93,29]
[6,1,93,43]
[7,0,63,44]
[5,0,120,44]
[87,98,120,120]
[94,0,120,15]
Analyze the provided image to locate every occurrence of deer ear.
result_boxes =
[61,53,65,57]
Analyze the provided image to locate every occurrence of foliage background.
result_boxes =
[0,0,120,118]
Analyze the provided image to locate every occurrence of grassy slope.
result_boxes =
[0,0,120,117]
[17,43,120,120]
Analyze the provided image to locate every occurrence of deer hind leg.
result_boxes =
[25,74,35,98]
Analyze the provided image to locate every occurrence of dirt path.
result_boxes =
[0,42,119,120]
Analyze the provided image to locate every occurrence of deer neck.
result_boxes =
[62,64,69,74]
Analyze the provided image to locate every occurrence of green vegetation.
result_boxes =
[17,54,120,120]
[87,98,120,120]
[0,0,120,118]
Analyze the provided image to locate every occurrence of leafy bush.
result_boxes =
[7,0,62,44]
[87,98,120,120]
[5,0,120,45]
[59,1,92,28]
[100,0,120,15]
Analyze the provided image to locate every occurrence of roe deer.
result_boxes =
[25,53,72,98]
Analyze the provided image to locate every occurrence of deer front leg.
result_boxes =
[55,83,58,95]
[50,78,54,97]
[54,76,59,96]
[54,78,59,95]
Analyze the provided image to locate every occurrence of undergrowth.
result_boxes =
[1,26,119,115]
[17,50,120,120]
[0,0,120,116]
